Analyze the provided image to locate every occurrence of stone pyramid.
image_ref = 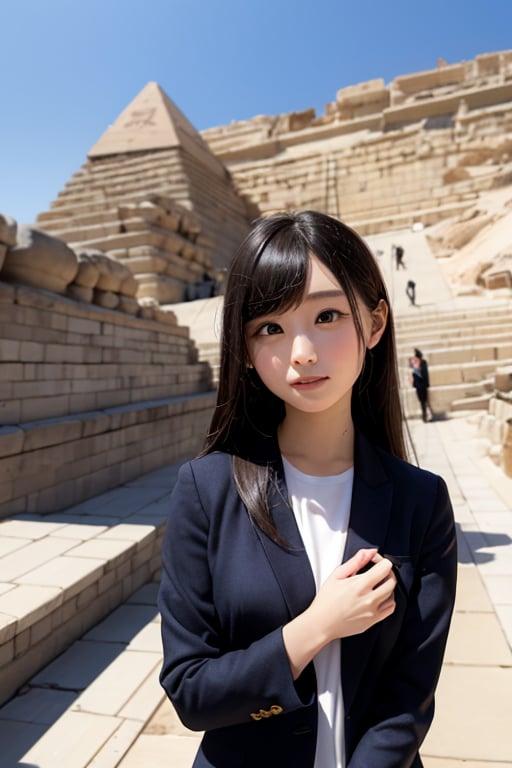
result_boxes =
[37,83,253,302]
[88,82,222,173]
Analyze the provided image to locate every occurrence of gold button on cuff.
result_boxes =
[250,704,283,721]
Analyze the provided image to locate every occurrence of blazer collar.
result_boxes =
[251,429,394,619]
[250,429,395,712]
[342,430,395,714]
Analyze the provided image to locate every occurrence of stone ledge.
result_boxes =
[0,465,180,707]
[0,391,216,516]
[0,584,165,768]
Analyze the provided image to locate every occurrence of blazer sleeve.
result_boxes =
[158,460,313,732]
[348,475,457,768]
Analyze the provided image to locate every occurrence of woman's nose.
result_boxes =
[291,334,318,365]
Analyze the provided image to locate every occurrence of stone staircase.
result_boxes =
[0,465,179,709]
[396,301,512,416]
[0,278,217,709]
[1,293,510,767]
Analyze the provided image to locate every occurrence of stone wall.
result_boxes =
[201,51,512,235]
[0,215,216,520]
[0,279,214,517]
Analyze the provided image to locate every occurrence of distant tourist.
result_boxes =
[393,244,406,269]
[406,279,416,305]
[410,348,433,422]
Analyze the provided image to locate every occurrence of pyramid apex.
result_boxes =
[88,82,206,158]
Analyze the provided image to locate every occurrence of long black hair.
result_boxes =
[201,211,406,542]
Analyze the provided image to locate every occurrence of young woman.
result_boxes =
[158,211,457,768]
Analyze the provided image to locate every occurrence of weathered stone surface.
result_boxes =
[0,213,17,247]
[77,250,128,293]
[135,272,185,303]
[482,270,512,289]
[137,296,159,320]
[68,284,94,303]
[74,253,100,288]
[2,226,78,294]
[117,296,139,315]
[119,274,138,298]
[93,288,119,309]
[0,243,6,273]
[495,366,512,392]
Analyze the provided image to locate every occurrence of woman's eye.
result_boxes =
[316,309,341,324]
[259,322,282,336]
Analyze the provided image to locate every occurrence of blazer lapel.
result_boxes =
[247,431,395,714]
[342,432,394,714]
[253,464,317,621]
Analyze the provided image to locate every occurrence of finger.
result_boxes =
[376,594,396,619]
[371,573,397,602]
[336,548,377,579]
[359,557,394,587]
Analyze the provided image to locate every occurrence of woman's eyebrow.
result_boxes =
[305,289,345,302]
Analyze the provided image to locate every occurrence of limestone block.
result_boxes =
[67,284,94,303]
[93,289,119,310]
[105,248,128,260]
[151,307,177,325]
[123,254,168,274]
[136,274,184,303]
[0,213,17,247]
[495,367,512,392]
[77,249,130,292]
[74,252,100,288]
[137,297,159,321]
[482,270,512,290]
[3,225,78,294]
[118,201,162,223]
[0,426,24,458]
[0,243,6,272]
[117,296,139,315]
[119,273,138,297]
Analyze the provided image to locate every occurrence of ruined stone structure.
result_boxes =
[202,51,512,236]
[1,50,512,710]
[36,83,253,303]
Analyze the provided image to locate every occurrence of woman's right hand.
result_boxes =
[282,548,396,680]
[309,548,397,642]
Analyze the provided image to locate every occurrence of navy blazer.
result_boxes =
[158,432,457,768]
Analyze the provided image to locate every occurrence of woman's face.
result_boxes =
[245,255,387,418]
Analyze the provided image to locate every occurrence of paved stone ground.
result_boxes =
[2,228,512,766]
[2,411,511,767]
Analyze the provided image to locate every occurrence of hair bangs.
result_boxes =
[243,229,311,323]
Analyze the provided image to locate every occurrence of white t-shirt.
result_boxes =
[282,457,354,768]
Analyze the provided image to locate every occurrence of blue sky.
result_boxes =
[1,0,511,223]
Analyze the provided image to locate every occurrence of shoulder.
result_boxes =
[174,452,237,508]
[375,447,450,511]
[378,446,441,484]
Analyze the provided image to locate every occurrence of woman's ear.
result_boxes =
[367,299,388,349]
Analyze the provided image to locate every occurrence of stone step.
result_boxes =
[403,378,494,416]
[396,306,511,328]
[0,581,165,768]
[397,330,512,354]
[403,342,512,366]
[451,393,495,411]
[401,357,512,387]
[0,390,216,518]
[0,463,179,709]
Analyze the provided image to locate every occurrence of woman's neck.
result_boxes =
[278,406,355,476]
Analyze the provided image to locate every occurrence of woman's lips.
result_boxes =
[290,376,328,389]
